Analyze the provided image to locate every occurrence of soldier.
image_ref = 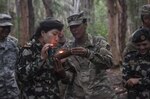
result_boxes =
[0,13,20,99]
[17,18,66,99]
[124,4,150,55]
[122,28,150,99]
[55,11,117,99]
[45,17,66,47]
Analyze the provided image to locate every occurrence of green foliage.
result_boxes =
[52,0,108,38]
[33,0,45,27]
[127,0,147,32]
[88,0,108,38]
[53,0,73,38]
[0,0,8,13]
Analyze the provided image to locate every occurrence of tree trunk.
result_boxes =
[28,0,35,37]
[118,0,127,57]
[14,0,20,39]
[42,0,53,17]
[19,0,29,46]
[107,0,122,67]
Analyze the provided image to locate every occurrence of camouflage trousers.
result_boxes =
[128,89,150,99]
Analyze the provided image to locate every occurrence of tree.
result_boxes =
[19,0,29,46]
[28,0,35,37]
[107,0,127,67]
[118,0,127,57]
[19,0,35,46]
[127,0,147,34]
[80,0,94,23]
[42,0,53,17]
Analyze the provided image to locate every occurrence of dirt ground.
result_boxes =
[106,67,127,99]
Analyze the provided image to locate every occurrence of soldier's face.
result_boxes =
[135,40,150,55]
[0,26,11,41]
[143,15,150,28]
[69,23,86,39]
[42,29,60,47]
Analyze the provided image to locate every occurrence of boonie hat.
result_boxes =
[67,11,86,26]
[0,14,13,26]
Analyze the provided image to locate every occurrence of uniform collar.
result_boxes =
[73,34,94,48]
[0,37,9,47]
[136,50,150,57]
[27,38,43,52]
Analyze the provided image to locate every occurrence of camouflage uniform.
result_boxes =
[8,35,18,45]
[17,38,61,99]
[0,36,20,99]
[63,34,117,99]
[122,51,150,99]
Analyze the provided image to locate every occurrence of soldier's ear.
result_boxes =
[41,30,45,37]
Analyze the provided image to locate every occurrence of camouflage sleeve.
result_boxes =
[86,40,113,69]
[3,43,20,97]
[138,70,150,86]
[4,47,18,78]
[122,54,133,87]
[17,47,46,81]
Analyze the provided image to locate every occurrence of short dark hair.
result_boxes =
[132,28,150,43]
[33,17,64,39]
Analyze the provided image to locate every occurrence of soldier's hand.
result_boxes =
[71,47,89,57]
[127,78,140,86]
[54,48,72,59]
[53,58,66,78]
[41,44,52,60]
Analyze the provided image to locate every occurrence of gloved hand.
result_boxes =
[70,47,89,57]
[54,48,72,59]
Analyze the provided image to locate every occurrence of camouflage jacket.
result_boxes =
[17,38,61,99]
[63,34,117,98]
[122,51,150,90]
[0,36,20,99]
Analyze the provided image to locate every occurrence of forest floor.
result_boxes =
[106,67,127,99]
